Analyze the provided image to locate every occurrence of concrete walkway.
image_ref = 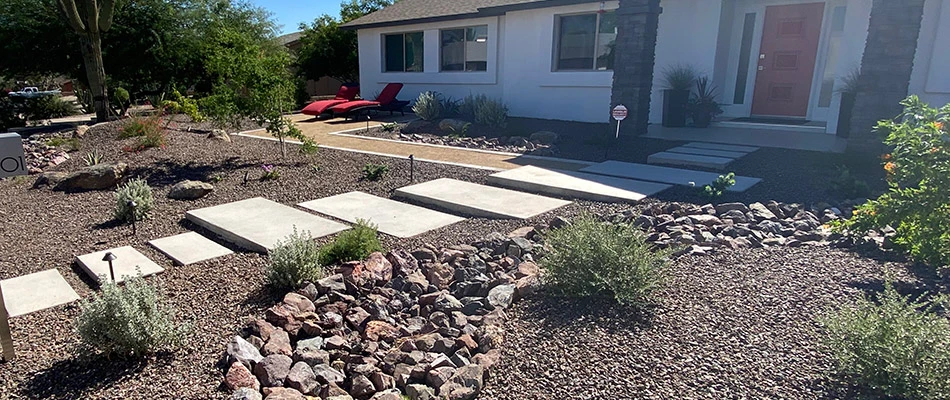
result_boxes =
[239,114,595,172]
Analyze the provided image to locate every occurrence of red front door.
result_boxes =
[751,2,825,118]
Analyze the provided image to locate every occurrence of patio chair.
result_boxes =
[300,84,360,116]
[328,83,408,120]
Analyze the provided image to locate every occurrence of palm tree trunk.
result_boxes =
[80,32,110,122]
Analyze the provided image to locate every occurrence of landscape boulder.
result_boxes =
[168,180,214,200]
[439,119,469,133]
[227,335,264,368]
[225,361,261,391]
[253,354,293,387]
[35,162,128,191]
[528,131,560,145]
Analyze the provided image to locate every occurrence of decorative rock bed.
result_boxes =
[358,120,561,157]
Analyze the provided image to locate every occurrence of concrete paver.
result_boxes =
[487,166,671,203]
[299,192,465,238]
[149,232,234,266]
[395,178,571,219]
[76,246,165,284]
[0,270,80,317]
[580,161,761,192]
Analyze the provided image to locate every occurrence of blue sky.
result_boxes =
[251,0,341,34]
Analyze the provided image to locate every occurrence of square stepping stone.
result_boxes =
[487,166,671,203]
[647,151,734,170]
[149,232,234,266]
[579,161,761,192]
[683,142,759,153]
[665,146,748,159]
[299,192,466,238]
[394,178,571,219]
[75,246,165,284]
[186,197,350,253]
[0,270,80,317]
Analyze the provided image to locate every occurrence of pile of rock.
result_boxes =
[605,201,854,256]
[391,133,558,157]
[21,132,75,174]
[223,231,543,400]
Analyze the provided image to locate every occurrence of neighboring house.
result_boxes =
[343,0,948,152]
[278,31,345,98]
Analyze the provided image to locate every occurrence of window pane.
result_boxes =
[404,32,424,72]
[465,26,488,71]
[595,11,617,70]
[441,29,465,71]
[384,34,404,72]
[557,14,596,70]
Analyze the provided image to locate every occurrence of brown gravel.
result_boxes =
[0,121,627,399]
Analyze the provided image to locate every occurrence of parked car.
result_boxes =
[8,87,61,98]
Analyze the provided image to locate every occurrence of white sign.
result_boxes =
[0,133,27,179]
[612,104,628,121]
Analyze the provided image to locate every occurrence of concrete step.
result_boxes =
[149,232,234,266]
[647,151,734,170]
[76,246,165,284]
[579,161,761,192]
[1,269,80,317]
[486,166,671,203]
[683,142,759,153]
[299,192,465,238]
[665,146,748,159]
[186,197,349,253]
[394,178,571,219]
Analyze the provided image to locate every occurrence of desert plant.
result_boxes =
[412,91,442,121]
[112,87,131,116]
[260,164,280,181]
[836,96,950,268]
[119,114,163,139]
[362,163,388,181]
[440,96,461,118]
[445,122,472,138]
[114,178,154,222]
[461,94,508,128]
[688,76,723,127]
[75,88,95,114]
[318,219,383,266]
[380,122,399,132]
[822,280,950,398]
[829,165,871,199]
[542,215,670,306]
[837,67,861,94]
[662,64,699,91]
[23,96,77,121]
[268,228,325,290]
[703,172,736,198]
[76,275,189,358]
[83,150,104,166]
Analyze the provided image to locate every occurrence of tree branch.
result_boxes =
[57,0,86,33]
[98,0,116,32]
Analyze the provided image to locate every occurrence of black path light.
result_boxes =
[127,200,137,235]
[409,154,415,183]
[102,252,117,283]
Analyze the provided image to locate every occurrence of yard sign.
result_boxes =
[0,133,27,179]
[612,104,628,139]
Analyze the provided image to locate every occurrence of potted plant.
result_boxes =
[688,76,722,128]
[661,64,697,127]
[835,68,860,138]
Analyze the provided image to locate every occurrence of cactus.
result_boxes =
[57,0,117,122]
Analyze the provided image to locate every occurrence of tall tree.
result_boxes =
[57,0,116,121]
[295,0,394,84]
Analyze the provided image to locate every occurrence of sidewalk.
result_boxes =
[240,114,594,171]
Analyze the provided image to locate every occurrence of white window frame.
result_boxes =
[439,25,490,73]
[552,10,616,72]
[382,31,424,73]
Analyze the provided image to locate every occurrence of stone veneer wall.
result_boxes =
[848,0,926,154]
[609,0,662,136]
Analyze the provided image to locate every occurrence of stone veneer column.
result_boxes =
[609,0,662,136]
[848,0,926,154]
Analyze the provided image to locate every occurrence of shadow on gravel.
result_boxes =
[22,355,169,398]
[514,294,654,334]
[131,157,257,187]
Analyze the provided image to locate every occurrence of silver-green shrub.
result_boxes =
[461,94,508,128]
[76,275,188,358]
[412,91,442,121]
[268,228,325,290]
[114,178,154,222]
[822,281,950,398]
[541,215,669,306]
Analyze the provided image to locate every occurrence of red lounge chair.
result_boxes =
[329,83,407,118]
[301,84,360,116]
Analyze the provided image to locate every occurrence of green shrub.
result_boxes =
[836,96,950,268]
[119,114,163,139]
[76,275,189,358]
[113,87,131,116]
[461,94,508,128]
[162,89,203,122]
[23,96,76,120]
[268,228,325,290]
[661,64,699,91]
[829,165,871,199]
[114,178,154,222]
[541,215,669,306]
[362,163,389,181]
[0,96,25,131]
[380,122,399,132]
[702,172,736,198]
[318,219,383,266]
[46,136,82,152]
[822,280,950,398]
[440,96,461,117]
[412,91,442,121]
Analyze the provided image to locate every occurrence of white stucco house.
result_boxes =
[342,0,948,143]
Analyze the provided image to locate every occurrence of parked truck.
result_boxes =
[8,87,61,98]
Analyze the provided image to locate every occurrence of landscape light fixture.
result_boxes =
[127,200,137,235]
[102,252,117,283]
[409,154,415,183]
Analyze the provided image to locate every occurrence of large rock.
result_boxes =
[313,363,346,385]
[426,263,455,289]
[350,374,376,398]
[261,387,305,400]
[232,388,263,400]
[168,180,214,200]
[286,361,319,395]
[253,354,293,387]
[749,202,777,221]
[487,284,515,309]
[528,130,560,145]
[438,364,484,400]
[38,162,128,191]
[364,252,393,282]
[227,335,264,368]
[226,361,261,391]
[262,329,292,356]
[406,384,437,400]
[283,293,315,313]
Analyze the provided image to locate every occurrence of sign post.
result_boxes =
[0,283,14,361]
[0,133,28,179]
[605,105,628,160]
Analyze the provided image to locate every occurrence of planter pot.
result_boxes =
[662,89,690,127]
[836,91,856,138]
[693,113,713,128]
